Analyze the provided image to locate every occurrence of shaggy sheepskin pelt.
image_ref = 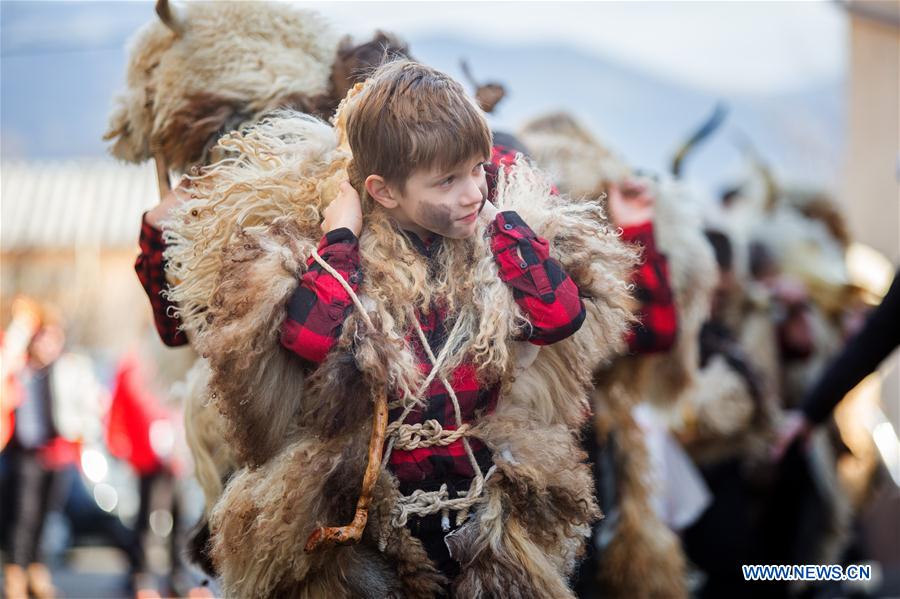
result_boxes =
[597,185,716,599]
[105,4,412,562]
[104,2,410,175]
[159,97,637,596]
[520,112,718,400]
[520,112,728,598]
[589,370,688,599]
[104,2,339,174]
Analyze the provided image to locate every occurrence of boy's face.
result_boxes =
[390,156,489,240]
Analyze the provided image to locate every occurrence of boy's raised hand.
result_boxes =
[607,178,655,228]
[145,177,192,230]
[322,181,363,236]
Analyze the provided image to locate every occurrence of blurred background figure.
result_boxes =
[106,340,194,598]
[2,298,74,599]
[773,269,900,458]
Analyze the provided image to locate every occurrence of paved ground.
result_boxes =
[2,547,218,599]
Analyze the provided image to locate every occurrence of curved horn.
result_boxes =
[460,59,506,114]
[156,0,184,36]
[733,128,779,212]
[460,59,479,90]
[671,101,728,177]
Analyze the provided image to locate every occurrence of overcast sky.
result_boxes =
[1,0,849,189]
[305,0,847,96]
[1,1,847,96]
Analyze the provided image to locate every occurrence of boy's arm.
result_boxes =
[280,228,362,364]
[489,210,586,345]
[135,215,188,347]
[281,181,364,365]
[620,222,678,354]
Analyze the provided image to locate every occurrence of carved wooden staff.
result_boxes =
[305,388,389,552]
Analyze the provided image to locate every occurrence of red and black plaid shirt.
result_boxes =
[280,208,586,490]
[620,222,677,354]
[134,143,675,488]
[135,218,188,347]
[489,142,677,354]
[133,143,523,350]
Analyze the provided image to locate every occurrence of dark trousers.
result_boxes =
[6,447,57,566]
[683,457,756,599]
[134,467,179,575]
[407,512,461,593]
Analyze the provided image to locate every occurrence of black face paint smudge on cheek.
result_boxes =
[418,202,455,235]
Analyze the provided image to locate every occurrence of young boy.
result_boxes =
[130,70,579,589]
[278,59,586,580]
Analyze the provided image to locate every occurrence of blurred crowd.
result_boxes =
[517,109,898,599]
[1,298,207,598]
[1,2,898,599]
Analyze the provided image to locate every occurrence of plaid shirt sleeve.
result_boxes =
[490,211,586,345]
[484,143,520,202]
[280,228,362,364]
[135,214,188,347]
[620,222,678,354]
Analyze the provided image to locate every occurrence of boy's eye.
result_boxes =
[473,162,486,174]
[440,176,455,186]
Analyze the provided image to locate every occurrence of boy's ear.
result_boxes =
[365,174,398,209]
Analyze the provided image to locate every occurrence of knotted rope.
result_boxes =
[310,248,493,532]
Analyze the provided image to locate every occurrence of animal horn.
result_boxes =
[671,102,728,177]
[156,0,184,36]
[733,128,779,212]
[460,59,506,114]
[153,152,171,202]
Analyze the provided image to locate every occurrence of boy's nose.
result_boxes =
[463,178,483,206]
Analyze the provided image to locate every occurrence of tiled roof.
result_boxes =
[1,159,159,251]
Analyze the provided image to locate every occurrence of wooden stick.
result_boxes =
[154,152,171,202]
[304,388,389,552]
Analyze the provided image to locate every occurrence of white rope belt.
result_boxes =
[310,249,492,531]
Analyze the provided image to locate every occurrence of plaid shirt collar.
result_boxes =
[402,228,441,259]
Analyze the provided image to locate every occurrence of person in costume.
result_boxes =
[773,269,900,459]
[678,229,776,599]
[720,177,875,574]
[125,41,639,594]
[148,55,636,597]
[520,112,718,598]
[279,59,586,585]
[108,1,411,574]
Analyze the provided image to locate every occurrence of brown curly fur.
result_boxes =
[105,3,411,174]
[163,101,636,595]
[591,371,688,599]
[521,112,717,597]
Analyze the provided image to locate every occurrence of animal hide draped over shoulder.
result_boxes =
[637,180,718,400]
[105,3,413,585]
[520,111,721,598]
[104,2,340,174]
[161,107,637,596]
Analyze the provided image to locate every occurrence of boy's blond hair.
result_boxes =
[346,60,492,190]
